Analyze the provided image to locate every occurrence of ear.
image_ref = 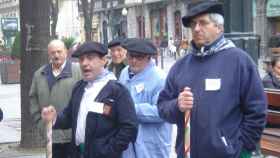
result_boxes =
[101,56,108,65]
[217,24,224,33]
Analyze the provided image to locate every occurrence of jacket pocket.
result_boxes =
[217,128,243,158]
[90,138,120,158]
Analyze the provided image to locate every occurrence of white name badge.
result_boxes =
[88,102,104,114]
[205,78,221,91]
[135,83,145,93]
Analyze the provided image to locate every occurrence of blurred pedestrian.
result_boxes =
[120,38,172,158]
[107,38,127,79]
[41,41,138,158]
[29,39,81,158]
[179,36,189,56]
[157,1,267,158]
[168,37,176,57]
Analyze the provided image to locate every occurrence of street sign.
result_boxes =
[1,18,18,32]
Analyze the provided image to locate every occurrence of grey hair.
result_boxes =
[208,13,224,29]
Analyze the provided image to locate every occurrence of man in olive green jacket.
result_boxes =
[29,39,81,158]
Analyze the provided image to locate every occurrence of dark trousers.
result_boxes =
[52,142,71,158]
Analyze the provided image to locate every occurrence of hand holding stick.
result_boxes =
[41,106,56,158]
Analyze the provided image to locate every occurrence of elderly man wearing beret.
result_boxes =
[107,38,127,79]
[41,41,138,158]
[119,38,172,158]
[157,1,267,158]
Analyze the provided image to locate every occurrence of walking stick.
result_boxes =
[184,111,191,158]
[46,121,52,158]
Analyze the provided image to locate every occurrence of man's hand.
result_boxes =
[178,87,193,112]
[41,105,57,123]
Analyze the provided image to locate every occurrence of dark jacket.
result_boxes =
[262,72,280,89]
[54,80,138,158]
[108,62,127,79]
[158,47,267,158]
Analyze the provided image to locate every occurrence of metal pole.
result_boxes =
[160,48,164,69]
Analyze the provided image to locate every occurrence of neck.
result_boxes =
[52,63,61,70]
[194,34,223,49]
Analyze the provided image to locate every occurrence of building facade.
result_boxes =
[93,0,192,46]
[255,0,280,57]
[56,0,81,39]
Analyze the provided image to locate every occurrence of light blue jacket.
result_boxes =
[119,60,172,158]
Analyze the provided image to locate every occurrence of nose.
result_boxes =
[80,58,89,67]
[193,23,201,32]
[129,57,138,63]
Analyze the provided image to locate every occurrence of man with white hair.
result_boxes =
[29,39,81,158]
[157,1,267,158]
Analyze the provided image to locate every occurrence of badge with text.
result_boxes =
[88,102,104,114]
[205,78,221,91]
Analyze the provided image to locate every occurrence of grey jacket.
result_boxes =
[29,60,81,143]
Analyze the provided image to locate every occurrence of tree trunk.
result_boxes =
[20,0,50,148]
[50,0,59,39]
[80,0,94,41]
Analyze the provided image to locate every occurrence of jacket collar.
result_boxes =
[189,34,235,57]
[42,60,73,79]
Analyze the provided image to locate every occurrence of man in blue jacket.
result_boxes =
[41,41,138,158]
[119,38,172,158]
[157,1,267,158]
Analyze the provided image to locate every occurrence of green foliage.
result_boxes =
[62,36,76,50]
[11,31,21,59]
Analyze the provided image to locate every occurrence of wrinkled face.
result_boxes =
[79,53,107,81]
[127,53,150,74]
[48,43,67,69]
[190,14,222,48]
[273,60,280,76]
[110,46,127,64]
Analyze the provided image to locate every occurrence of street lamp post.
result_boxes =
[121,8,128,38]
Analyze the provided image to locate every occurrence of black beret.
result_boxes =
[121,38,157,55]
[72,41,107,58]
[182,1,224,27]
[108,38,124,48]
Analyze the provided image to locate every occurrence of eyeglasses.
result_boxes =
[190,19,211,29]
[127,54,148,60]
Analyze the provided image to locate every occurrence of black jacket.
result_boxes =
[54,80,138,158]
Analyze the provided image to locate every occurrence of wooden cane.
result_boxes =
[46,121,52,158]
[184,111,191,158]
